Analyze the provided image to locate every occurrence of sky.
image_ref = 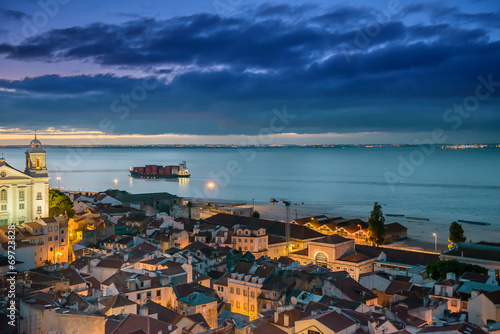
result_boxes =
[0,0,499,145]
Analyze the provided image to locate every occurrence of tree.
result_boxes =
[448,221,466,250]
[366,202,386,246]
[187,201,193,220]
[426,260,486,280]
[49,189,75,218]
[252,210,260,218]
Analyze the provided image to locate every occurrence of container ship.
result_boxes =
[130,161,190,179]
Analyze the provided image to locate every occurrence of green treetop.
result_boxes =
[367,202,386,246]
[448,221,466,250]
[49,189,75,218]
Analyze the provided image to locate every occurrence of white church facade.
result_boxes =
[0,136,50,225]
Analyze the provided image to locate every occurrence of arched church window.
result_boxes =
[315,251,328,267]
[0,189,7,202]
[36,158,41,169]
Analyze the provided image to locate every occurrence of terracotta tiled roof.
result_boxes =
[485,290,500,305]
[313,234,351,245]
[300,310,357,332]
[385,280,413,295]
[338,252,373,263]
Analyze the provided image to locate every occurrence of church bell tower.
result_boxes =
[25,132,48,177]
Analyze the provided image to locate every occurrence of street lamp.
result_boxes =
[114,179,118,188]
[207,182,214,203]
[56,176,61,189]
[433,233,437,253]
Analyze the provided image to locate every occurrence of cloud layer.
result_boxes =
[0,2,499,140]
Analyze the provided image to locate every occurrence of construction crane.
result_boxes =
[270,198,291,255]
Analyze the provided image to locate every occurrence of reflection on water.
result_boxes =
[1,146,499,223]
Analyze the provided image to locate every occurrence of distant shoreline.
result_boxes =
[1,144,499,149]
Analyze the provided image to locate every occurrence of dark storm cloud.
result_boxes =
[0,9,27,21]
[0,2,499,138]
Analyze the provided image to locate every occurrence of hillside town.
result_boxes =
[1,138,500,334]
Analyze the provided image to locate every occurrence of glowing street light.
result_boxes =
[114,179,118,188]
[207,182,214,203]
[433,233,437,253]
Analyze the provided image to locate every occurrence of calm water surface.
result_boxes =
[2,146,499,223]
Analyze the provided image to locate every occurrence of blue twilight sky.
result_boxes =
[0,0,499,144]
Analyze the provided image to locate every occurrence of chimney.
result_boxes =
[488,270,496,279]
[127,278,136,291]
[160,275,169,287]
[274,311,279,323]
[446,272,456,281]
[283,313,289,327]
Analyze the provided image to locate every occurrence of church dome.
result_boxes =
[27,136,46,153]
[30,138,42,148]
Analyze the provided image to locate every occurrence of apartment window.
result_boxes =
[37,206,42,215]
[308,330,321,334]
[61,230,64,234]
[55,236,58,241]
[36,192,42,200]
[137,293,141,300]
[243,289,247,297]
[38,238,42,245]
[0,189,6,202]
[157,290,161,297]
[61,238,65,243]
[236,302,240,308]
[230,287,234,294]
[50,247,53,251]
[19,203,25,210]
[19,191,25,201]
[451,300,458,307]
[55,226,58,231]
[236,288,240,295]
[243,303,247,310]
[0,205,6,211]
[61,247,64,250]
[251,305,255,312]
[250,291,255,298]
[48,237,52,241]
[146,291,151,299]
[39,247,42,252]
[48,227,52,232]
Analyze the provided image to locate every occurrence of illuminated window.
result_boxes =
[0,189,6,202]
[315,252,328,267]
[36,158,41,169]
